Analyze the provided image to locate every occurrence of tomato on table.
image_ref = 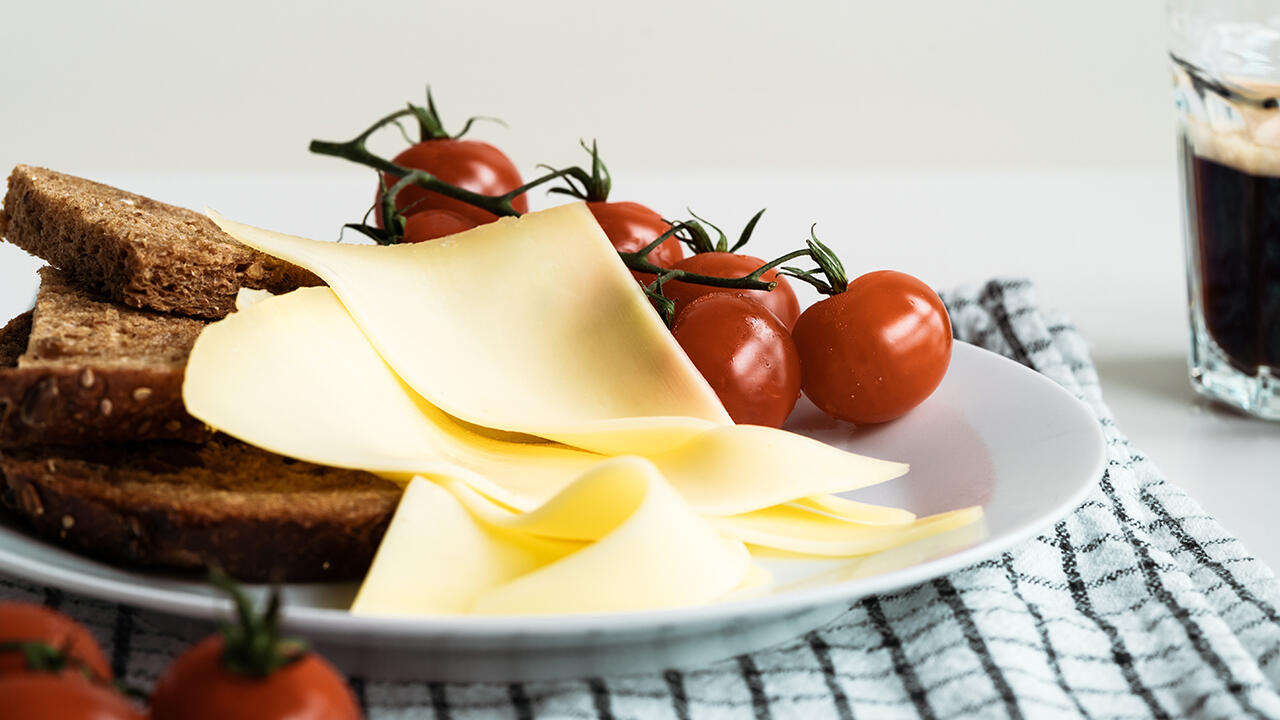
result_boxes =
[150,635,360,720]
[0,673,143,720]
[0,603,111,682]
[662,252,801,330]
[792,270,952,424]
[151,574,361,720]
[672,294,801,427]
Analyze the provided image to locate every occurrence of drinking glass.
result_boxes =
[1171,0,1280,418]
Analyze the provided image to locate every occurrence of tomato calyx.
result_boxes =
[408,87,506,143]
[546,140,613,203]
[777,225,849,295]
[0,639,146,701]
[0,640,85,675]
[209,571,307,678]
[677,208,766,255]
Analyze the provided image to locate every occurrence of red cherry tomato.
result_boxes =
[586,202,685,281]
[151,636,361,720]
[662,252,801,330]
[376,139,527,229]
[0,603,110,682]
[672,294,801,427]
[0,674,143,720]
[402,209,480,243]
[792,270,952,424]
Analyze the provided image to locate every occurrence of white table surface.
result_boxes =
[1,169,1276,568]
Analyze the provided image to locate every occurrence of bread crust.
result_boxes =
[1,165,321,319]
[0,438,402,582]
[0,311,31,368]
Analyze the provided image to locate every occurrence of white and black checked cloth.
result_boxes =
[2,278,1279,719]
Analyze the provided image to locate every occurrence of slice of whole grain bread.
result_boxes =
[0,435,402,581]
[0,165,320,319]
[0,268,209,446]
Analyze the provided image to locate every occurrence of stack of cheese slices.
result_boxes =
[188,204,981,616]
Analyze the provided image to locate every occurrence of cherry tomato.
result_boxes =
[792,270,952,424]
[0,674,143,720]
[0,603,110,682]
[375,139,527,229]
[586,201,685,280]
[150,636,362,720]
[662,252,801,330]
[402,208,480,243]
[672,294,801,427]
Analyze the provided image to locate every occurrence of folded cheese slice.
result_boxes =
[710,506,983,556]
[208,205,730,456]
[353,458,752,616]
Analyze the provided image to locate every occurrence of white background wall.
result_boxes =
[0,0,1172,176]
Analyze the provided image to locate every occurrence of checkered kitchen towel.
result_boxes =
[3,278,1280,719]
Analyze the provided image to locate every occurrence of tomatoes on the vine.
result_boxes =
[672,294,801,427]
[587,201,684,274]
[376,139,527,229]
[402,208,481,243]
[792,270,952,424]
[0,603,110,682]
[150,635,360,720]
[662,252,801,330]
[0,674,143,720]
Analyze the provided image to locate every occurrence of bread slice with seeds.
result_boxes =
[0,165,320,319]
[0,167,403,583]
[0,435,402,581]
[0,268,209,447]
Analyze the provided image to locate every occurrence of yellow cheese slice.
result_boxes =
[350,477,576,615]
[207,205,731,455]
[353,458,751,616]
[792,494,916,526]
[183,286,910,516]
[710,506,983,556]
[467,457,751,614]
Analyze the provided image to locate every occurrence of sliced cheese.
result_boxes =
[354,459,751,616]
[792,494,916,526]
[184,207,983,617]
[183,286,909,516]
[350,477,575,615]
[207,205,731,455]
[711,506,984,556]
[466,457,751,615]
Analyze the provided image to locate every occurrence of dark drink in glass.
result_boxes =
[1171,2,1280,418]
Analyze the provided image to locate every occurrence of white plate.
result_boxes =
[0,341,1104,681]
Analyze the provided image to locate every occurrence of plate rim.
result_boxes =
[0,341,1105,637]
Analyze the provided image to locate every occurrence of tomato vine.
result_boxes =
[309,93,853,322]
